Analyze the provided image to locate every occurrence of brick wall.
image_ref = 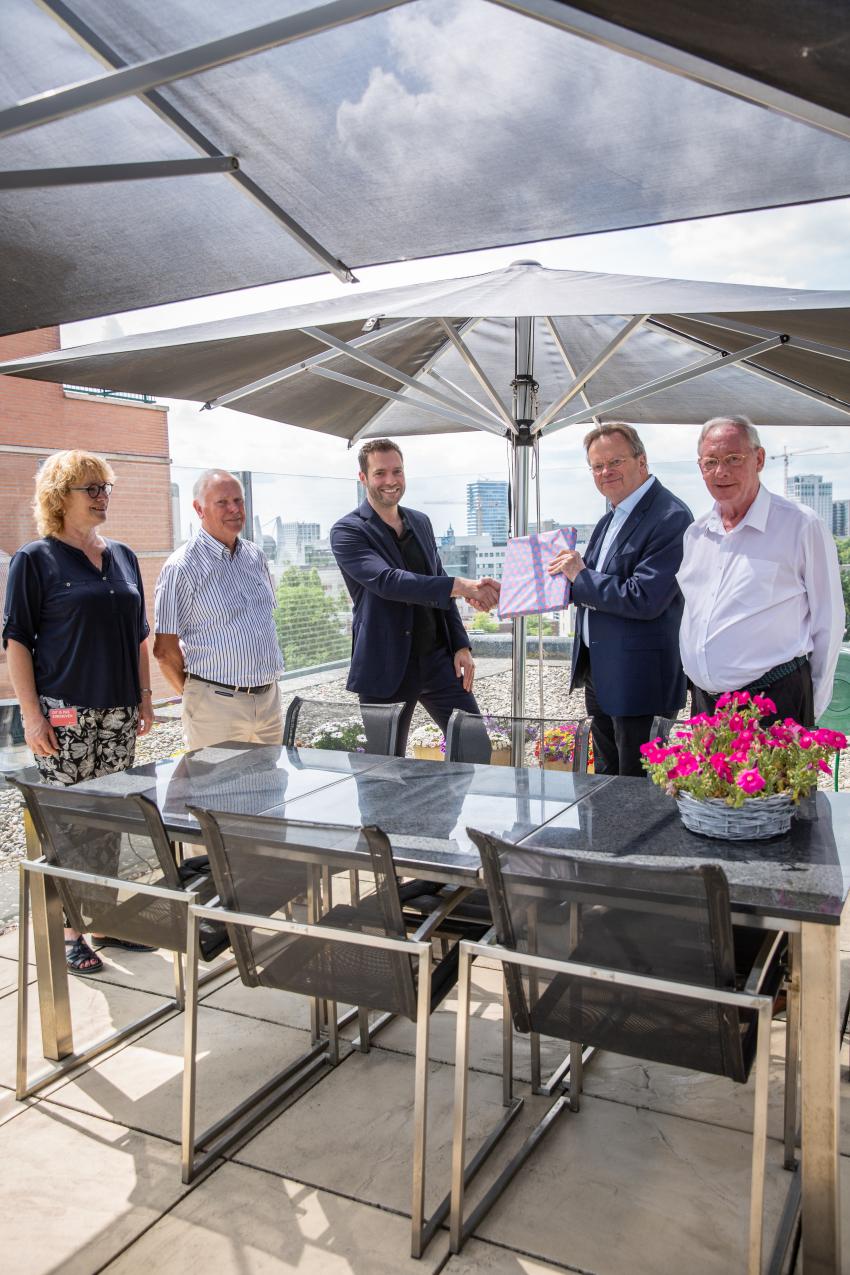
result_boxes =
[0,328,174,701]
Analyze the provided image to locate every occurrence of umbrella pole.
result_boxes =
[509,314,537,763]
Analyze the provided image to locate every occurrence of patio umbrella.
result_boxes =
[2,259,849,723]
[2,0,850,335]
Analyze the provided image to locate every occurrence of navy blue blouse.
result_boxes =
[2,538,150,709]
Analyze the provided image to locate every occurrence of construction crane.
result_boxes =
[768,444,828,496]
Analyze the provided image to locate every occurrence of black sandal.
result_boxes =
[65,936,103,976]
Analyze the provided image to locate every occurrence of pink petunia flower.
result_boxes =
[715,693,733,709]
[818,760,833,775]
[673,751,700,776]
[737,768,766,794]
[709,753,733,783]
[752,694,777,716]
[797,730,813,750]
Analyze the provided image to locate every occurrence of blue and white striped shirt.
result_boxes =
[155,528,284,684]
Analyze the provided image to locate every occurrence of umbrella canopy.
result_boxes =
[3,261,849,435]
[2,0,850,335]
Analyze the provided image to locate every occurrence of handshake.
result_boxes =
[450,575,501,613]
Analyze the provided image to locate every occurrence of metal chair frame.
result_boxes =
[183,889,462,1257]
[12,782,234,1100]
[450,932,775,1274]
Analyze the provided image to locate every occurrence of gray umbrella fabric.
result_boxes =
[2,262,849,435]
[2,0,850,335]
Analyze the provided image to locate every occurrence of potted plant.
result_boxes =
[532,722,592,772]
[482,718,512,765]
[303,717,368,752]
[409,721,445,761]
[640,691,846,839]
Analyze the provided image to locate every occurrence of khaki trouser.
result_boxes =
[182,677,283,751]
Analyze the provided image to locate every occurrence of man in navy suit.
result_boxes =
[549,423,691,776]
[330,439,499,755]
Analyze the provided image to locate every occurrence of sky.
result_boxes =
[63,195,850,540]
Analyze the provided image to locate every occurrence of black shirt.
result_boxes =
[2,537,150,709]
[394,515,446,659]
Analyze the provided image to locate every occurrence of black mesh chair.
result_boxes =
[10,778,228,1100]
[283,696,404,757]
[446,709,593,772]
[649,714,678,745]
[185,808,465,1256]
[450,830,783,1273]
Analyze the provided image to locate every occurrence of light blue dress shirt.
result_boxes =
[580,475,656,647]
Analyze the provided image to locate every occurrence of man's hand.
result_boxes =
[454,646,475,692]
[549,550,586,583]
[452,576,500,611]
[23,710,59,757]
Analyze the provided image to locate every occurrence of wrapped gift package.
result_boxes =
[497,526,578,618]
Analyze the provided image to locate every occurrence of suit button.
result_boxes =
[404,630,411,636]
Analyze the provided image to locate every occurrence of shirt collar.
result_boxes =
[611,473,655,521]
[706,481,769,534]
[196,526,242,560]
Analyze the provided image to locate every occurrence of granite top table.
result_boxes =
[519,775,850,926]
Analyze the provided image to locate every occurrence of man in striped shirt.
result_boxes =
[154,470,284,750]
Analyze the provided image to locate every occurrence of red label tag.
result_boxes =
[48,707,78,727]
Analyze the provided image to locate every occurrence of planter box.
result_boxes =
[490,746,511,766]
[412,745,444,762]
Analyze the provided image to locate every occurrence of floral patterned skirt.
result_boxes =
[35,699,138,786]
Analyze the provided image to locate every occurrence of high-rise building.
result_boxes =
[467,480,509,544]
[276,519,321,565]
[788,473,833,529]
[833,499,850,539]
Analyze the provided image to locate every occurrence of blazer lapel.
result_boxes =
[584,512,613,571]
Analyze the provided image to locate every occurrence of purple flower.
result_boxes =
[737,768,766,795]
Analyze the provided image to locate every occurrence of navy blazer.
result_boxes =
[330,501,471,698]
[570,479,692,718]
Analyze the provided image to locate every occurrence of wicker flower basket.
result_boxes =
[677,791,794,840]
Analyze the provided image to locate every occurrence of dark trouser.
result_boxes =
[690,659,814,729]
[362,645,481,757]
[574,643,654,777]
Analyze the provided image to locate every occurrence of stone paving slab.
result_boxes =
[443,1240,575,1274]
[100,1160,450,1274]
[0,1102,188,1275]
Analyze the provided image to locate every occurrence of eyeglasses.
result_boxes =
[588,456,629,475]
[697,453,750,473]
[69,483,113,497]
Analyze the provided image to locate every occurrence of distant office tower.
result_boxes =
[833,499,850,538]
[467,480,509,544]
[276,520,321,565]
[440,523,456,547]
[787,474,833,529]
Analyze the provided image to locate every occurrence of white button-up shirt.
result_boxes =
[677,484,845,719]
[581,475,656,647]
[155,528,284,685]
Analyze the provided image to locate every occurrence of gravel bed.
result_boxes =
[2,669,848,876]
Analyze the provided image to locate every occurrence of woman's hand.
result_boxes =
[137,691,154,737]
[23,711,59,757]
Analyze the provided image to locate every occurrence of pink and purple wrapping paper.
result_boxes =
[498,526,578,618]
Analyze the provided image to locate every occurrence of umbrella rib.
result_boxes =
[544,335,788,433]
[488,0,850,142]
[308,364,503,433]
[541,316,600,426]
[530,314,648,434]
[301,325,503,431]
[435,320,517,434]
[205,319,422,409]
[667,314,850,363]
[25,0,381,284]
[426,369,506,425]
[0,157,239,189]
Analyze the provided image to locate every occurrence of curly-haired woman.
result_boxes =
[2,450,154,974]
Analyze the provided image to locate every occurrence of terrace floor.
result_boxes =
[3,916,850,1274]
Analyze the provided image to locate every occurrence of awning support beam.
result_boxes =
[544,335,788,433]
[436,320,517,434]
[308,365,505,435]
[302,325,504,432]
[530,314,648,435]
[490,0,850,142]
[0,156,238,189]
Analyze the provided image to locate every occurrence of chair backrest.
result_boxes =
[283,696,404,756]
[649,715,677,744]
[446,710,593,772]
[468,828,750,1083]
[11,779,191,953]
[189,807,419,1021]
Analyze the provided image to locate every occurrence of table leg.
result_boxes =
[799,921,841,1274]
[24,810,73,1060]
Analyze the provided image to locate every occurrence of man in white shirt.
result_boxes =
[550,423,692,775]
[154,469,285,750]
[678,416,845,726]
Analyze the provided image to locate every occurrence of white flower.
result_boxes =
[409,722,444,747]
